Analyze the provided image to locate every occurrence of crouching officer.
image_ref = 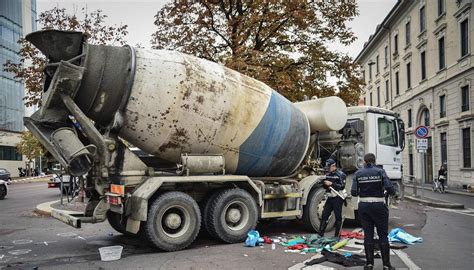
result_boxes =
[351,153,395,270]
[319,159,346,238]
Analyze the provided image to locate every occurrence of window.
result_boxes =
[405,21,411,46]
[438,37,445,70]
[378,118,398,146]
[440,132,447,164]
[406,63,411,89]
[438,0,445,16]
[395,71,400,95]
[376,55,379,74]
[419,6,426,33]
[0,146,22,161]
[462,85,470,112]
[408,109,412,127]
[439,95,446,118]
[362,70,366,82]
[385,80,389,102]
[364,97,366,105]
[421,51,426,80]
[460,19,469,57]
[422,109,430,126]
[370,92,373,106]
[377,87,380,106]
[384,46,388,66]
[394,34,399,54]
[462,128,471,168]
[369,64,373,81]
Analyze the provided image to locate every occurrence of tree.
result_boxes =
[151,0,364,104]
[16,131,45,162]
[3,7,128,107]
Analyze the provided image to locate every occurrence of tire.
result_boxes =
[0,184,6,200]
[106,211,139,237]
[206,188,258,243]
[202,189,225,238]
[303,188,335,232]
[144,191,201,251]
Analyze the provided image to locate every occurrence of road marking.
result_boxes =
[427,207,474,217]
[393,250,421,270]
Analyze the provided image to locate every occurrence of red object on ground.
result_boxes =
[263,236,273,244]
[340,230,364,239]
[288,244,308,250]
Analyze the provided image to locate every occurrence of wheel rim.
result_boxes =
[221,200,249,231]
[158,205,191,238]
[317,195,334,221]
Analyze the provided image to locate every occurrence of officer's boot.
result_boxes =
[363,242,374,270]
[334,220,342,238]
[318,221,327,237]
[380,242,395,270]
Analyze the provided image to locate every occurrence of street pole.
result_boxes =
[421,152,425,199]
[39,155,42,175]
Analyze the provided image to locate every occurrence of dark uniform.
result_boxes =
[351,162,395,269]
[319,160,346,238]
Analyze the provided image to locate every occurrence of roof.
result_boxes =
[348,106,398,117]
[354,0,409,63]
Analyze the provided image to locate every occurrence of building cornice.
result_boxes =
[355,0,413,63]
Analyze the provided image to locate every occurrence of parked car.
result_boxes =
[0,180,8,200]
[0,168,12,185]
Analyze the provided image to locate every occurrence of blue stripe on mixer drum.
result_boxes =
[236,91,309,177]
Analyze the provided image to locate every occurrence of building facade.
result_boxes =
[0,0,37,176]
[356,0,473,189]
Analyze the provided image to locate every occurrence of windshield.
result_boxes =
[378,117,398,147]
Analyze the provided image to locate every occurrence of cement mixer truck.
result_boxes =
[25,30,405,251]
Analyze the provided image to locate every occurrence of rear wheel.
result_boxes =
[0,184,6,200]
[205,188,258,243]
[144,191,201,251]
[303,188,335,232]
[106,211,139,237]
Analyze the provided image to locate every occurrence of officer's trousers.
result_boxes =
[358,202,389,244]
[321,197,343,225]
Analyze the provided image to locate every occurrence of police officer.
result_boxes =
[319,159,346,238]
[351,153,395,270]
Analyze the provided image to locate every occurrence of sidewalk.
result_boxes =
[404,183,474,197]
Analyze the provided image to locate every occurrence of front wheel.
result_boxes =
[303,188,335,232]
[0,184,6,200]
[143,192,201,251]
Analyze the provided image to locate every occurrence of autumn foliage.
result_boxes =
[152,0,364,104]
[3,7,128,107]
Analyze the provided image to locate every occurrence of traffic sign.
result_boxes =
[416,138,428,152]
[415,126,429,138]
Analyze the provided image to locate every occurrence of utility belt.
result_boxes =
[358,197,385,203]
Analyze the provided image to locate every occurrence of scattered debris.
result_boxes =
[388,228,423,245]
[99,245,123,261]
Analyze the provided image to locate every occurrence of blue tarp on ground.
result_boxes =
[388,228,423,245]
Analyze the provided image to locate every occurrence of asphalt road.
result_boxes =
[0,182,472,269]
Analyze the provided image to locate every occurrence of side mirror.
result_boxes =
[396,119,405,154]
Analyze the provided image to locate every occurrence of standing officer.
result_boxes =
[351,153,395,270]
[319,159,346,238]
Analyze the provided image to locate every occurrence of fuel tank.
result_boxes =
[26,30,347,177]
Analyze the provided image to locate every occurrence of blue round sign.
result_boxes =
[415,126,429,138]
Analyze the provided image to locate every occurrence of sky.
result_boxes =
[37,0,398,58]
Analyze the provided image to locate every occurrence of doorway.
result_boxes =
[424,137,433,183]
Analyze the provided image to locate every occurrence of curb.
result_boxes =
[12,175,53,184]
[404,195,464,209]
[34,200,58,216]
[404,184,474,197]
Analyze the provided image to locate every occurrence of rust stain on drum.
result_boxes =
[158,127,190,152]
